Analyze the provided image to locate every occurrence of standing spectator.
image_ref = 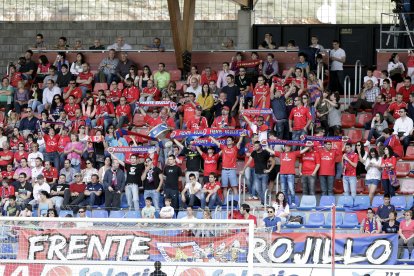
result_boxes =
[217,62,235,89]
[360,208,382,234]
[364,148,382,205]
[318,141,337,195]
[309,35,325,50]
[262,53,279,84]
[210,136,243,196]
[107,36,132,51]
[289,96,312,145]
[398,210,414,258]
[196,146,220,184]
[381,146,398,197]
[329,40,346,93]
[150,261,167,276]
[181,173,202,208]
[392,108,413,156]
[153,63,170,91]
[299,145,320,195]
[253,76,270,109]
[388,53,405,84]
[41,128,61,171]
[242,141,274,205]
[342,143,358,198]
[103,159,125,210]
[141,157,163,210]
[211,106,236,129]
[173,139,202,183]
[162,155,182,213]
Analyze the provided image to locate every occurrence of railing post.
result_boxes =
[354,60,362,96]
[344,76,351,108]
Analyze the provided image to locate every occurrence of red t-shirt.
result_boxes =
[10,72,23,88]
[63,87,82,103]
[108,89,122,102]
[381,87,396,103]
[13,151,28,164]
[187,116,209,130]
[64,103,80,120]
[203,180,223,201]
[274,151,301,175]
[115,104,132,121]
[245,143,255,168]
[69,183,86,193]
[289,106,312,130]
[182,103,196,124]
[43,134,61,153]
[398,85,414,102]
[144,114,175,128]
[201,153,220,176]
[212,115,236,129]
[0,185,15,199]
[381,156,397,179]
[300,150,320,175]
[332,141,344,163]
[388,102,407,119]
[388,135,404,158]
[122,86,140,103]
[200,72,218,84]
[318,149,337,176]
[343,152,358,176]
[43,167,58,183]
[220,144,238,169]
[142,86,161,101]
[400,220,414,239]
[78,71,93,90]
[253,84,271,108]
[58,135,71,153]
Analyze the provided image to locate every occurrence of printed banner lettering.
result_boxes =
[170,128,249,139]
[137,101,177,111]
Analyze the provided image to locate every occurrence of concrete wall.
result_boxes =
[0,20,237,72]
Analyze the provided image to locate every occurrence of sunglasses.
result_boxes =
[267,211,274,213]
[78,210,85,213]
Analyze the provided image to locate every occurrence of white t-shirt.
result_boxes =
[330,48,346,71]
[28,152,43,168]
[184,182,202,199]
[32,182,51,201]
[186,85,202,98]
[160,206,174,218]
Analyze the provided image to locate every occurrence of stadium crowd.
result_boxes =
[1,34,414,256]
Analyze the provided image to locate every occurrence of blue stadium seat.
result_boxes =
[401,248,410,259]
[391,196,407,210]
[120,193,128,209]
[154,211,160,218]
[288,195,300,209]
[352,196,370,210]
[92,210,108,218]
[176,211,187,219]
[125,211,141,219]
[323,213,343,228]
[196,210,204,219]
[371,196,384,208]
[317,196,336,210]
[297,195,317,211]
[407,196,413,210]
[109,210,125,218]
[337,196,354,211]
[339,213,359,228]
[59,210,74,217]
[305,213,325,228]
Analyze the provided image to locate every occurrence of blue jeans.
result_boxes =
[280,174,295,204]
[292,130,306,150]
[44,151,60,172]
[275,119,289,140]
[244,167,257,197]
[254,173,269,204]
[335,162,342,180]
[343,176,357,197]
[201,192,222,209]
[382,179,395,197]
[301,175,316,195]
[319,175,334,195]
[125,184,140,211]
[144,189,160,210]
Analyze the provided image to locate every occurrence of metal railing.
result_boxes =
[238,174,245,204]
[317,63,324,83]
[354,60,362,95]
[344,75,351,108]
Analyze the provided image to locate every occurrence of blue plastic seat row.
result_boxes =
[286,212,359,229]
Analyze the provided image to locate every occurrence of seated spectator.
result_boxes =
[398,77,414,103]
[159,197,174,219]
[144,37,165,52]
[377,194,396,224]
[7,64,23,88]
[364,67,379,86]
[30,33,47,50]
[19,108,39,136]
[239,203,257,226]
[0,77,14,112]
[285,54,310,79]
[72,39,84,50]
[201,67,218,86]
[392,108,413,155]
[348,80,380,113]
[50,174,69,212]
[76,63,93,98]
[221,38,235,50]
[70,53,85,76]
[263,206,281,233]
[398,210,414,258]
[258,33,276,50]
[83,174,104,208]
[5,195,20,216]
[52,36,69,50]
[181,173,202,208]
[211,106,236,129]
[200,172,223,210]
[360,208,382,234]
[56,64,73,90]
[388,53,405,83]
[89,39,105,50]
[114,52,136,83]
[34,55,51,84]
[382,211,400,234]
[39,79,60,114]
[37,190,53,217]
[62,173,85,212]
[372,94,389,117]
[107,36,132,51]
[1,179,15,213]
[217,62,235,89]
[142,197,156,218]
[153,63,170,91]
[180,206,197,236]
[96,49,119,85]
[13,157,31,182]
[380,79,396,103]
[377,128,403,158]
[19,204,32,217]
[365,113,388,146]
[385,93,407,124]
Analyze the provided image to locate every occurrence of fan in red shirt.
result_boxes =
[386,93,407,121]
[64,96,80,120]
[380,79,396,103]
[382,128,404,158]
[196,146,220,183]
[140,79,161,102]
[139,107,175,129]
[1,164,14,184]
[71,108,87,133]
[13,142,29,166]
[95,98,115,130]
[200,172,223,209]
[210,135,243,196]
[63,174,86,211]
[381,145,398,197]
[76,63,94,96]
[200,67,218,85]
[0,180,15,205]
[115,96,132,129]
[8,65,22,88]
[253,76,271,109]
[0,142,14,167]
[289,96,312,132]
[299,146,320,195]
[63,80,82,104]
[211,106,236,129]
[318,141,338,195]
[266,144,309,206]
[180,92,197,127]
[106,83,122,105]
[398,77,414,102]
[342,143,359,197]
[186,106,209,130]
[42,128,61,170]
[57,128,71,154]
[239,203,257,226]
[122,77,140,105]
[42,160,59,184]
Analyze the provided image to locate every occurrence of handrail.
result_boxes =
[354,60,362,96]
[264,189,269,207]
[275,173,280,193]
[238,173,245,204]
[344,75,351,108]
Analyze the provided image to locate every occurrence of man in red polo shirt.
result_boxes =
[186,105,209,130]
[210,135,243,196]
[115,96,132,129]
[42,128,61,171]
[299,145,320,195]
[139,107,175,129]
[76,63,93,98]
[42,160,58,185]
[64,95,80,120]
[200,67,218,85]
[289,96,312,148]
[380,79,396,103]
[0,142,14,167]
[62,173,85,212]
[318,141,337,196]
[180,92,197,128]
[196,146,220,184]
[63,80,82,104]
[385,93,407,123]
[200,172,223,209]
[122,77,140,113]
[94,97,115,131]
[342,142,358,197]
[398,77,414,103]
[140,79,161,108]
[253,75,271,109]
[211,106,236,129]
